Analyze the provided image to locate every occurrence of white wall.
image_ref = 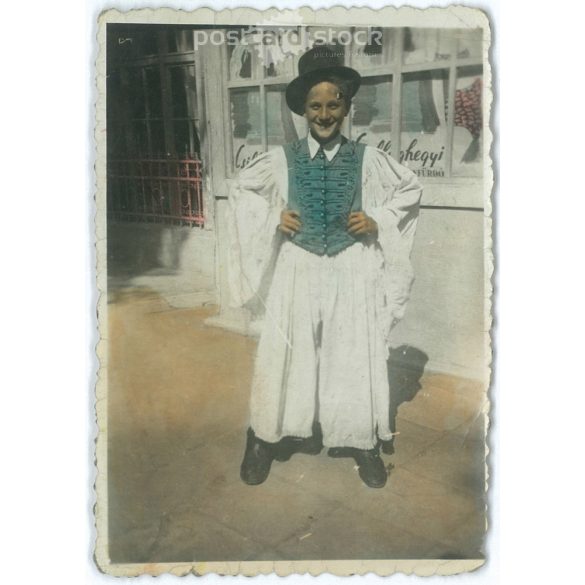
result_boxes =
[389,208,486,380]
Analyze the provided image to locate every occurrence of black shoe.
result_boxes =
[353,449,388,488]
[240,428,274,485]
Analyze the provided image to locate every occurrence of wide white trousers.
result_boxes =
[250,241,393,449]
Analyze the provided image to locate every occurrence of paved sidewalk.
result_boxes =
[106,289,487,563]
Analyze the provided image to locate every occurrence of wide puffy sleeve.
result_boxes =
[226,148,288,309]
[362,146,423,329]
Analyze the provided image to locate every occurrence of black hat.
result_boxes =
[285,45,361,116]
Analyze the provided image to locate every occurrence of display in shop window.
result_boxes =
[452,69,483,176]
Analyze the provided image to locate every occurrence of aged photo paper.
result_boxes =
[94,5,493,577]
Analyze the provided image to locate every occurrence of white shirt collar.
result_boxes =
[307,132,343,161]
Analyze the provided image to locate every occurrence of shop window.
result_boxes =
[400,69,448,177]
[351,75,393,145]
[267,86,298,146]
[230,88,262,170]
[224,26,484,181]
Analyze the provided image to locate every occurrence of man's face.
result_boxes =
[304,81,348,144]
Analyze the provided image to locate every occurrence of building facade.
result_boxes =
[106,24,488,379]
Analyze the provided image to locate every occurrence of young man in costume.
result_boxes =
[227,46,422,488]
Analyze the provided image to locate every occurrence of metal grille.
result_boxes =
[107,156,204,227]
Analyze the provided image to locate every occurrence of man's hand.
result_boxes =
[347,211,378,236]
[279,210,302,236]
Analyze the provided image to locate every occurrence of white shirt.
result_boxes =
[307,132,342,161]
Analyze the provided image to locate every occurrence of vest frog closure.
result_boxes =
[283,137,366,256]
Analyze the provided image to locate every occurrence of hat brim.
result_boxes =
[285,66,361,116]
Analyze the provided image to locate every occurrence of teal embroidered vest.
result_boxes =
[283,137,366,256]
